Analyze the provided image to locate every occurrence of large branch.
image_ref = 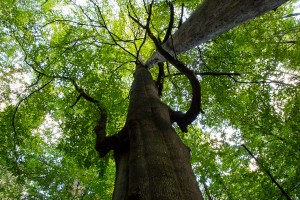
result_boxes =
[140,2,202,132]
[146,0,289,67]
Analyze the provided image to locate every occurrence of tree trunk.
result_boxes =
[112,64,203,200]
[146,0,289,67]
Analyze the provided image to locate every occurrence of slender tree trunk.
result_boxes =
[112,64,203,200]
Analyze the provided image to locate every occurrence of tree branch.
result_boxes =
[42,19,103,28]
[178,3,184,28]
[49,73,125,157]
[203,181,213,200]
[12,79,53,175]
[241,144,291,200]
[95,126,128,157]
[155,62,165,97]
[25,57,113,156]
[167,72,241,77]
[162,2,174,43]
[146,0,289,67]
[129,1,202,132]
[283,13,300,18]
[12,80,53,146]
[17,28,125,157]
[86,0,138,60]
[230,76,294,86]
[66,78,110,150]
[70,95,82,108]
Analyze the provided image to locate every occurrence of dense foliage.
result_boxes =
[0,0,299,199]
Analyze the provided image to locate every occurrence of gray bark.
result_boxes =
[146,0,289,67]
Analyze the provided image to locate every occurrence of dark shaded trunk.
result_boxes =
[112,64,203,200]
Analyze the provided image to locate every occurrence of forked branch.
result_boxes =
[128,2,202,132]
[69,79,127,157]
[24,59,121,157]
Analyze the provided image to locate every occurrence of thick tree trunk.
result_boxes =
[112,64,203,200]
[146,0,289,67]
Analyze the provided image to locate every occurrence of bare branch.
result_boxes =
[241,144,291,200]
[178,3,184,28]
[70,95,82,108]
[162,2,174,43]
[136,29,148,59]
[230,76,295,86]
[89,0,137,59]
[167,72,241,77]
[127,2,146,29]
[155,62,165,97]
[42,19,103,28]
[203,181,213,200]
[283,13,300,18]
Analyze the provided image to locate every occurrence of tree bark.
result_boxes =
[146,0,289,67]
[112,64,203,200]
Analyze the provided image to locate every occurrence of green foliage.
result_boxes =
[0,0,299,199]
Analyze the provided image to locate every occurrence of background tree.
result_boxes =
[0,0,299,199]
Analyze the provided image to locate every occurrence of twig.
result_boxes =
[42,19,103,28]
[90,0,137,59]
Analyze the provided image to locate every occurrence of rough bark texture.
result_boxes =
[146,0,289,67]
[112,64,203,200]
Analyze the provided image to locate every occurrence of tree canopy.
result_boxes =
[0,0,299,199]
